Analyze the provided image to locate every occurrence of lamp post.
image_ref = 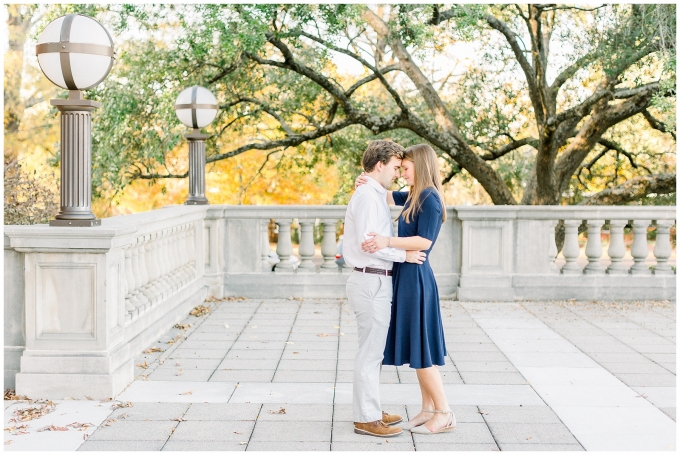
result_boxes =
[36,14,115,226]
[174,86,218,205]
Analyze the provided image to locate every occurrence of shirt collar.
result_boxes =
[365,175,386,194]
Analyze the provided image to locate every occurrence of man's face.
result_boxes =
[377,156,402,189]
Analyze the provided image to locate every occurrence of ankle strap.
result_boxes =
[431,409,453,414]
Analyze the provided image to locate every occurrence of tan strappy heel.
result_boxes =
[398,409,434,430]
[409,409,456,434]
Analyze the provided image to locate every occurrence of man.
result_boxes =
[344,140,426,437]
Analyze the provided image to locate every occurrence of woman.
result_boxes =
[356,143,454,434]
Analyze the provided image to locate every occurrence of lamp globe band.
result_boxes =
[36,14,115,91]
[175,85,218,129]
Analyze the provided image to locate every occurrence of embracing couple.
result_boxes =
[344,140,454,437]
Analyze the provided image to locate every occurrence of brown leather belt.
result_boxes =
[354,267,393,276]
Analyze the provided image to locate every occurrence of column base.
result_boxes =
[50,219,101,227]
[15,359,133,400]
[185,198,209,205]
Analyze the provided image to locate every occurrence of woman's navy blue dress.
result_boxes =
[383,188,446,369]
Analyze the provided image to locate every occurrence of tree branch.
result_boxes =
[642,108,676,140]
[479,137,538,160]
[578,173,677,205]
[236,97,294,135]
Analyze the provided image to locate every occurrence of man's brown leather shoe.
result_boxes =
[354,420,403,437]
[382,411,403,425]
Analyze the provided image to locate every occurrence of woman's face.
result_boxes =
[401,159,415,185]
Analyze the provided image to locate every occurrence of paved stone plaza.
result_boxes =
[4,298,675,451]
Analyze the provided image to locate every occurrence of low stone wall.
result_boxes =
[3,203,675,398]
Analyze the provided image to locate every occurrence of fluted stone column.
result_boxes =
[275,219,294,273]
[561,220,583,274]
[584,219,605,274]
[606,220,628,274]
[653,220,675,275]
[297,220,317,273]
[320,219,339,273]
[630,219,652,275]
[50,98,101,226]
[185,132,209,205]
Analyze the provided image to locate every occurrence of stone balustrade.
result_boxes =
[4,203,675,399]
[4,206,208,399]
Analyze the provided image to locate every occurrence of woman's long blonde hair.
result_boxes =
[401,144,447,224]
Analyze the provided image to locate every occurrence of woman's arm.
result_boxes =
[362,233,432,253]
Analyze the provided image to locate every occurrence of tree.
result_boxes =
[8,4,677,209]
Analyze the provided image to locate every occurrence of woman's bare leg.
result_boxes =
[407,370,435,426]
[416,366,452,431]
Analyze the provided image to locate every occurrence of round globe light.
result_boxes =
[175,86,219,129]
[36,14,115,90]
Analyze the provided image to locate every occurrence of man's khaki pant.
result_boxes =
[346,271,392,423]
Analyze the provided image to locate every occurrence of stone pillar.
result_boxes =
[50,97,101,226]
[548,220,559,274]
[653,220,675,275]
[275,219,294,273]
[185,132,210,205]
[630,219,652,275]
[606,220,628,274]
[261,220,272,272]
[320,219,339,273]
[561,220,582,274]
[297,220,317,273]
[583,219,605,274]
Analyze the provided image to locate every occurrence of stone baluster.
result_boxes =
[151,232,168,296]
[124,247,142,310]
[630,219,652,275]
[548,220,559,274]
[297,219,317,273]
[187,224,196,279]
[142,233,160,303]
[178,225,191,282]
[606,220,628,274]
[131,238,150,308]
[170,227,182,288]
[158,230,173,296]
[169,227,181,285]
[653,220,675,275]
[561,220,583,274]
[123,246,136,314]
[138,235,151,299]
[275,219,294,273]
[261,219,273,272]
[320,219,339,273]
[584,219,605,274]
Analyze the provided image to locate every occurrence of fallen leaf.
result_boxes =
[269,407,286,414]
[179,390,193,395]
[339,332,345,336]
[172,417,186,422]
[174,323,193,330]
[67,422,94,429]
[526,437,532,440]
[5,440,12,445]
[293,352,299,354]
[234,431,242,434]
[85,396,93,401]
[334,326,340,329]
[239,442,247,445]
[136,361,149,369]
[37,425,68,432]
[317,333,329,338]
[251,325,257,328]
[190,305,211,317]
[224,324,229,329]
[142,347,163,354]
[285,342,295,344]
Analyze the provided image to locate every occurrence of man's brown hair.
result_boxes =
[362,140,405,172]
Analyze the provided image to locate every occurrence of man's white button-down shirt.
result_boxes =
[343,176,406,269]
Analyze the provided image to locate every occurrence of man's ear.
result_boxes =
[373,161,384,172]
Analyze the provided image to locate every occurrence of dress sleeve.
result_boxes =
[416,190,442,242]
[392,190,408,206]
